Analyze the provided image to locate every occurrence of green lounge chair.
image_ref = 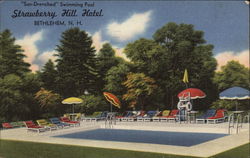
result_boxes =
[82,112,102,121]
[10,121,25,128]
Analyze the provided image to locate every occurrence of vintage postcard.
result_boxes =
[0,0,249,158]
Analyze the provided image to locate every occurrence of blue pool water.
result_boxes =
[53,129,228,147]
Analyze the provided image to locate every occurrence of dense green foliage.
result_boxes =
[211,61,250,110]
[0,23,249,123]
[213,61,249,91]
[125,23,218,110]
[0,140,248,158]
[76,95,109,115]
[35,88,63,118]
[0,73,41,122]
[211,99,249,111]
[0,74,23,121]
[123,73,158,109]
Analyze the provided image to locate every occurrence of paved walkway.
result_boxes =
[0,121,249,157]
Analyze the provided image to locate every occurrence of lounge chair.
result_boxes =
[2,123,13,129]
[136,111,147,122]
[165,109,179,122]
[142,111,157,122]
[158,110,171,121]
[66,113,83,121]
[36,119,58,131]
[116,111,129,121]
[63,113,70,118]
[206,109,226,124]
[75,113,83,121]
[152,111,163,122]
[60,117,80,126]
[121,111,134,121]
[24,121,46,133]
[10,121,26,128]
[89,111,108,121]
[126,111,138,122]
[83,112,102,122]
[196,109,216,124]
[50,118,70,128]
[100,111,109,120]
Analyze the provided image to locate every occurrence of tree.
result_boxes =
[19,73,42,120]
[104,63,131,95]
[0,74,23,122]
[124,23,217,109]
[124,38,167,77]
[104,63,131,109]
[213,60,249,91]
[0,73,42,122]
[122,73,158,110]
[40,59,58,91]
[55,27,98,97]
[35,88,63,117]
[96,43,120,91]
[211,99,249,111]
[0,30,30,78]
[152,22,217,109]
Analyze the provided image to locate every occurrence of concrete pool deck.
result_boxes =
[0,121,249,157]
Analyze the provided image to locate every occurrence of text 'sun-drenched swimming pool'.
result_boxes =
[53,129,228,147]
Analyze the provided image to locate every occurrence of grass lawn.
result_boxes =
[0,139,249,158]
[209,143,250,158]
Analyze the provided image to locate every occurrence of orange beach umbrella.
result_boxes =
[103,92,121,109]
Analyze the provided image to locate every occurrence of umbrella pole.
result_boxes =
[236,101,238,111]
[73,104,74,113]
[110,103,113,113]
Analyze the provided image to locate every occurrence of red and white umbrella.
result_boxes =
[178,88,206,99]
[103,92,121,110]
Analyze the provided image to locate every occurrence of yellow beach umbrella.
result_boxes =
[62,97,83,113]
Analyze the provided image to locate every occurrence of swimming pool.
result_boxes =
[53,129,228,147]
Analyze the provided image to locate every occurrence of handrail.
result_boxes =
[228,113,243,134]
[105,113,116,128]
[228,113,234,134]
[244,113,249,123]
[236,114,243,134]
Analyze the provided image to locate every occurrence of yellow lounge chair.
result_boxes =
[159,110,171,121]
[36,119,58,131]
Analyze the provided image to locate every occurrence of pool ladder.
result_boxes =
[105,113,116,128]
[228,113,243,134]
